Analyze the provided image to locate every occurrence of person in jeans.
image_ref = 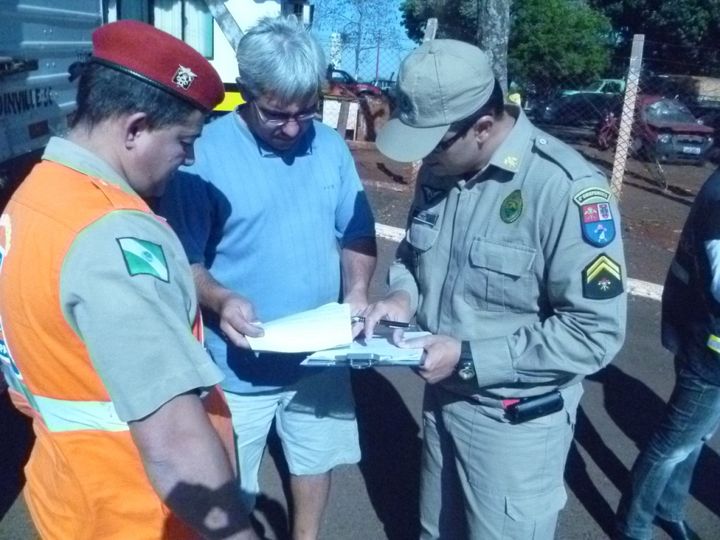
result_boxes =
[616,169,720,540]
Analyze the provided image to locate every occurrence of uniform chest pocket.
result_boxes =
[465,238,537,313]
[406,222,439,276]
[407,221,439,251]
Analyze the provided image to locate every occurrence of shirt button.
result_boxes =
[538,137,547,145]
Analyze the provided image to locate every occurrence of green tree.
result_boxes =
[590,0,720,75]
[402,0,611,94]
[401,0,511,88]
[509,0,612,95]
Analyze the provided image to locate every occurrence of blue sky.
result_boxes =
[310,0,417,82]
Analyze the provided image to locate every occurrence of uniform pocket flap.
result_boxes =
[407,224,439,252]
[469,239,536,277]
[505,485,567,522]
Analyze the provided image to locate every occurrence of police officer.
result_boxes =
[362,39,627,539]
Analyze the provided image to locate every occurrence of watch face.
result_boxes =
[457,361,475,381]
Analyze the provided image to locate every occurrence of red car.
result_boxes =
[326,68,383,98]
[597,95,714,164]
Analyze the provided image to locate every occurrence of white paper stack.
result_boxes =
[245,302,353,353]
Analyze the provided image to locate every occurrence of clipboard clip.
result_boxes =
[342,353,383,369]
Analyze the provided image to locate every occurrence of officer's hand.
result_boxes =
[218,293,264,349]
[399,334,461,385]
[357,291,413,338]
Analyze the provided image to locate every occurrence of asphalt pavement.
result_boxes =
[2,173,720,539]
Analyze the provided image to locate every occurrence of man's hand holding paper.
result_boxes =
[245,303,354,353]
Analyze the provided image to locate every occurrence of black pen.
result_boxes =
[350,316,411,328]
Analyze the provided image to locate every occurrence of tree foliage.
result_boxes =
[509,0,612,94]
[401,0,611,94]
[401,0,510,87]
[589,0,720,75]
[313,0,405,79]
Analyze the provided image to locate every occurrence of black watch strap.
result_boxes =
[456,341,475,381]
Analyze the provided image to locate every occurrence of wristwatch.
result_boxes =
[455,341,476,381]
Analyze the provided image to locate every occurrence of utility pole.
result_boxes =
[375,35,381,81]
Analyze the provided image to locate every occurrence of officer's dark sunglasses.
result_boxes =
[434,107,487,152]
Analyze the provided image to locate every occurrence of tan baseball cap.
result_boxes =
[377,39,496,162]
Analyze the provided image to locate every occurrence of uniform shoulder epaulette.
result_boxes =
[532,130,603,183]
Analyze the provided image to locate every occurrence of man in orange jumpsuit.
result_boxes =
[0,20,258,540]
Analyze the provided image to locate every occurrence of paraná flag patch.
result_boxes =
[117,237,169,282]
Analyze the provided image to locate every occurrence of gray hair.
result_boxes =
[236,15,326,105]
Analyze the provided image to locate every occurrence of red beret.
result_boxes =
[91,20,223,112]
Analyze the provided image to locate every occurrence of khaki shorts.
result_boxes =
[224,368,360,507]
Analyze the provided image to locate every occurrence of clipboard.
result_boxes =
[301,332,429,368]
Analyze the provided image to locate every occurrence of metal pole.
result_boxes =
[409,19,440,183]
[375,37,380,81]
[610,34,645,198]
[203,0,244,52]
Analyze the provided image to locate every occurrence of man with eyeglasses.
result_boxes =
[361,40,627,539]
[159,16,376,540]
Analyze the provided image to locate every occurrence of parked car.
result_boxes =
[596,96,714,164]
[562,78,625,96]
[539,92,622,126]
[326,68,383,97]
[371,76,395,94]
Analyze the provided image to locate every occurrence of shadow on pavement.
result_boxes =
[255,429,292,540]
[567,365,720,535]
[352,369,422,540]
[252,370,423,540]
[0,389,33,520]
[566,407,625,538]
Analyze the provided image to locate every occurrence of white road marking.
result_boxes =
[375,223,663,302]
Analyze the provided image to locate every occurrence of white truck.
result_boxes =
[0,0,101,206]
[0,0,313,207]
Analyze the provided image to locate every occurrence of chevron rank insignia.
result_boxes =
[582,254,623,299]
[574,187,616,247]
[117,237,169,282]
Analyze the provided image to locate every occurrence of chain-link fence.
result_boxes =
[310,32,412,142]
[310,29,720,197]
[527,37,720,196]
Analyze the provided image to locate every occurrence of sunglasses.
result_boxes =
[434,109,487,152]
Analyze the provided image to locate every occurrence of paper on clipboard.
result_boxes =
[245,302,352,353]
[302,331,430,368]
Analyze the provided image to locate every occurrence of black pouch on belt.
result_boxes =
[504,390,564,424]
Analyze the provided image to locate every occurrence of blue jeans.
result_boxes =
[617,359,720,539]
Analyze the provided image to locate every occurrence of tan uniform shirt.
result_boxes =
[389,108,627,399]
[45,138,224,421]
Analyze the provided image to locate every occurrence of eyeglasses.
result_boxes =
[433,108,486,152]
[252,100,317,127]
